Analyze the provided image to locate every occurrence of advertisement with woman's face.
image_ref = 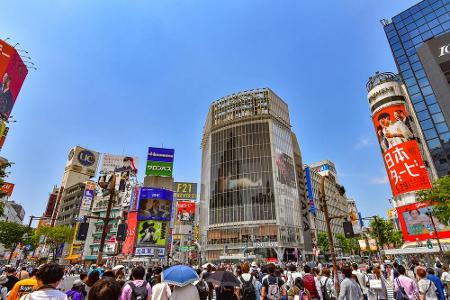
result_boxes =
[397,202,450,241]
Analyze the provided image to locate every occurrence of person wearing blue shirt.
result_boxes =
[427,268,445,300]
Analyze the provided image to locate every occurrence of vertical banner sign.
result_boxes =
[146,147,174,177]
[173,182,198,200]
[1,182,14,196]
[372,104,431,196]
[81,181,96,210]
[0,40,28,121]
[122,211,138,255]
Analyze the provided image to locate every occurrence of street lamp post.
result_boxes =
[426,208,445,261]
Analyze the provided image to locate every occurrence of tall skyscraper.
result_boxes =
[200,88,308,261]
[382,0,450,176]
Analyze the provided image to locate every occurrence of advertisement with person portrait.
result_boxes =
[0,40,28,121]
[176,201,195,224]
[122,211,138,255]
[137,220,167,247]
[80,181,96,211]
[275,151,296,188]
[138,198,172,221]
[397,202,450,242]
[100,154,139,176]
[372,104,431,196]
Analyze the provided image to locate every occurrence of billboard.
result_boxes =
[138,188,173,221]
[176,201,195,223]
[372,104,431,196]
[358,240,368,251]
[0,40,28,121]
[137,220,167,247]
[275,151,296,188]
[397,202,450,242]
[173,182,198,200]
[1,182,14,196]
[80,181,96,210]
[122,211,138,255]
[146,147,174,177]
[0,126,8,150]
[65,146,100,177]
[100,154,139,176]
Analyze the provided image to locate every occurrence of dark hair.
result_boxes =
[80,272,87,281]
[417,268,426,278]
[206,264,212,273]
[397,265,406,275]
[436,262,442,268]
[102,271,115,279]
[132,266,145,280]
[289,264,296,272]
[196,268,202,275]
[87,279,121,300]
[154,266,163,275]
[342,266,352,278]
[294,277,304,289]
[409,209,420,215]
[267,263,276,274]
[86,270,100,287]
[352,263,358,270]
[30,269,38,277]
[36,263,64,285]
[427,268,435,275]
[393,262,398,269]
[303,265,311,273]
[378,113,390,122]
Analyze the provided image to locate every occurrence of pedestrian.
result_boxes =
[150,275,171,300]
[417,268,438,300]
[202,265,214,300]
[319,268,336,300]
[237,263,257,300]
[286,265,302,291]
[145,268,153,284]
[87,279,121,300]
[170,283,201,300]
[7,268,38,300]
[150,267,163,287]
[287,277,308,300]
[66,279,85,300]
[15,268,29,281]
[434,262,443,280]
[394,265,419,300]
[426,268,444,300]
[120,266,151,300]
[338,266,363,300]
[85,270,100,295]
[367,266,388,300]
[195,269,209,300]
[0,275,8,300]
[352,263,368,300]
[440,266,450,297]
[302,264,322,300]
[4,267,19,293]
[216,286,238,300]
[261,263,287,300]
[19,263,67,300]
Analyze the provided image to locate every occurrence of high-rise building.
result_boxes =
[44,186,59,219]
[200,88,308,261]
[304,162,350,245]
[382,0,450,177]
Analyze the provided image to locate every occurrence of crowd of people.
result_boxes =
[0,259,448,300]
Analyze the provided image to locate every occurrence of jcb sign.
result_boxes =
[439,44,450,57]
[173,182,197,200]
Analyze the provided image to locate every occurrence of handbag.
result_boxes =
[369,279,382,289]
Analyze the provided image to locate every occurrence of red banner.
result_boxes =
[176,201,195,223]
[397,202,450,242]
[122,211,137,255]
[1,182,14,196]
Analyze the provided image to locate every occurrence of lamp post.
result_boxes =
[425,208,445,261]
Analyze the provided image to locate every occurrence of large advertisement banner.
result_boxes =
[122,211,137,255]
[100,154,139,176]
[0,40,28,121]
[138,187,173,221]
[173,182,198,200]
[1,182,14,196]
[372,104,431,196]
[275,151,296,188]
[176,201,195,223]
[397,202,450,242]
[80,181,96,210]
[146,147,174,177]
[137,220,167,247]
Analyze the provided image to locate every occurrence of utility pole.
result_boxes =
[320,175,340,293]
[427,208,445,261]
[96,174,116,265]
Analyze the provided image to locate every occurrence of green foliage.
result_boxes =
[0,162,12,217]
[317,232,329,252]
[0,220,32,249]
[336,234,360,255]
[36,225,74,261]
[369,217,403,249]
[417,176,450,224]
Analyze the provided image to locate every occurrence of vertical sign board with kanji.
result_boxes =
[372,104,431,197]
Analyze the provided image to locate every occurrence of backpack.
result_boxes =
[240,275,256,300]
[303,274,319,299]
[395,278,408,300]
[321,278,331,300]
[266,276,281,300]
[196,280,209,300]
[128,282,148,300]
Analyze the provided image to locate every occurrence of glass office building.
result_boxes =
[383,0,450,176]
[199,88,308,261]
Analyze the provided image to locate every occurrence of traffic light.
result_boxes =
[343,221,354,238]
[76,222,89,241]
[116,223,127,242]
[426,239,433,249]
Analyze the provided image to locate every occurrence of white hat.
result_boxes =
[72,279,84,287]
[251,262,258,267]
[112,265,125,272]
[0,275,7,285]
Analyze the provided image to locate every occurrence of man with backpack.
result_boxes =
[261,263,286,300]
[393,265,419,300]
[120,266,151,300]
[195,269,209,300]
[303,265,322,300]
[237,263,257,300]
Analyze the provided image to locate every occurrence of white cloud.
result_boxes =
[353,136,372,150]
[370,176,389,185]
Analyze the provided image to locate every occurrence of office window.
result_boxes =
[442,20,450,30]
[418,110,431,121]
[413,11,424,21]
[425,12,438,22]
[422,85,434,95]
[421,119,434,130]
[399,27,409,36]
[431,25,444,35]
[410,93,424,104]
[414,101,427,112]
[424,128,438,140]
[418,77,429,87]
[435,6,447,16]
[405,77,417,86]
[429,103,441,114]
[436,122,449,134]
[398,55,408,64]
[438,13,450,23]
[389,35,400,45]
[402,69,414,79]
[440,132,450,143]
[425,94,437,105]
[421,31,434,40]
[428,18,440,28]
[431,0,444,10]
[412,62,423,72]
[412,35,423,45]
[432,113,445,123]
[407,22,417,32]
[409,84,421,95]
[427,138,442,150]
[404,16,415,25]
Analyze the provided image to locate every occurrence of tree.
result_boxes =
[36,225,74,261]
[336,234,360,255]
[0,162,13,217]
[0,221,32,258]
[369,216,404,249]
[317,232,329,253]
[417,176,450,224]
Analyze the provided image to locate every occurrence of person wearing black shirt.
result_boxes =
[4,267,19,292]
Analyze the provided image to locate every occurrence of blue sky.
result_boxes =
[1,0,419,222]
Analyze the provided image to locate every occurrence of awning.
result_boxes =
[65,255,81,261]
[382,246,449,255]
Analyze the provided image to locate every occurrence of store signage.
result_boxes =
[438,44,450,57]
[147,147,175,162]
[140,187,173,201]
[77,150,96,166]
[173,182,198,200]
[177,245,196,252]
[253,242,278,248]
[368,85,395,102]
